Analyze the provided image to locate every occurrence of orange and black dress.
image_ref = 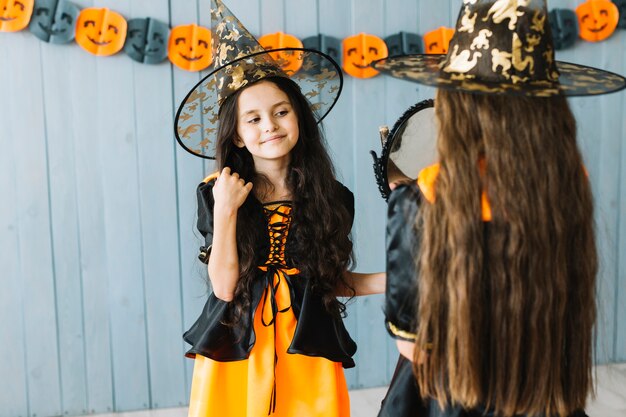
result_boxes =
[184,175,356,417]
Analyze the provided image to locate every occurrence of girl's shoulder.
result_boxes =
[201,171,220,185]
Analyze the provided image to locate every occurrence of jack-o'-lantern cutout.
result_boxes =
[385,32,423,56]
[0,0,34,32]
[28,0,79,44]
[168,24,212,72]
[124,17,169,64]
[612,0,626,28]
[259,32,304,74]
[342,33,388,79]
[424,27,455,54]
[76,8,127,56]
[549,9,579,50]
[576,0,619,42]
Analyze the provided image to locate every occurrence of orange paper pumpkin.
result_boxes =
[576,0,619,42]
[168,24,212,72]
[75,8,127,56]
[0,0,34,32]
[423,27,455,54]
[259,32,304,74]
[342,33,388,79]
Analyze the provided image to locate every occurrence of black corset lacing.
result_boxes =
[258,202,298,415]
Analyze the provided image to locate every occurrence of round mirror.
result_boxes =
[371,99,438,200]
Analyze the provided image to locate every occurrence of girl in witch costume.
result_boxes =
[174,1,384,416]
[372,1,626,417]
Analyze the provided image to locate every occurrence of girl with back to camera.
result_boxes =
[174,1,384,416]
[373,0,626,416]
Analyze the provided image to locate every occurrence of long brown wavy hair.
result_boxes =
[414,89,597,417]
[215,76,354,323]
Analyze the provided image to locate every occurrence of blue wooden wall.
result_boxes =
[0,0,625,416]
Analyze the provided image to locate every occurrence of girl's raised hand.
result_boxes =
[212,167,253,214]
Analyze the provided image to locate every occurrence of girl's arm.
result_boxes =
[337,271,386,296]
[207,168,253,302]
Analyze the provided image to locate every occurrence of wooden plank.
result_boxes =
[7,32,63,417]
[66,1,116,413]
[88,0,151,410]
[39,32,90,417]
[0,38,29,417]
[169,0,210,402]
[351,0,391,389]
[285,0,317,38]
[129,0,188,409]
[260,0,284,34]
[613,32,626,362]
[594,36,623,364]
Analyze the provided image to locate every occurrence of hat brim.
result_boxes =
[372,54,626,97]
[175,48,343,159]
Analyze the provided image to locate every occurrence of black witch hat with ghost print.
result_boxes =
[174,0,343,159]
[372,0,626,97]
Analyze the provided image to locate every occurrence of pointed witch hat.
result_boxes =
[372,0,626,97]
[174,0,343,159]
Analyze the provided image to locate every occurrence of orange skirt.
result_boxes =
[187,272,350,417]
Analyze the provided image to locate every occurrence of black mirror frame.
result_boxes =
[370,98,435,201]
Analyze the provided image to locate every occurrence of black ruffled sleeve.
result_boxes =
[183,177,259,361]
[196,178,216,263]
[384,183,422,341]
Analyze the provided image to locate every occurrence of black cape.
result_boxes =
[183,178,357,368]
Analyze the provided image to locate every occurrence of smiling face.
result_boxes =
[424,27,455,54]
[235,80,299,167]
[28,0,78,43]
[124,17,169,64]
[259,32,304,75]
[576,0,619,42]
[0,0,34,32]
[168,24,212,71]
[549,9,579,50]
[342,33,388,78]
[75,8,127,56]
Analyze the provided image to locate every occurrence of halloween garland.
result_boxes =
[1,0,625,78]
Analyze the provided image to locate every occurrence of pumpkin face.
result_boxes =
[549,9,579,50]
[302,34,341,65]
[124,17,169,64]
[259,32,304,74]
[576,0,619,42]
[613,0,626,28]
[385,31,423,56]
[168,24,212,72]
[0,0,34,32]
[75,8,127,56]
[424,27,455,54]
[342,33,388,79]
[28,0,79,44]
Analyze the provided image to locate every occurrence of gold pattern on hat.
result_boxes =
[530,10,546,33]
[470,29,493,50]
[483,0,530,30]
[371,0,626,97]
[444,45,482,73]
[459,6,478,33]
[491,48,513,79]
[511,33,534,75]
[525,33,541,52]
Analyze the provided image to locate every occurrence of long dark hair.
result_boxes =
[215,76,354,323]
[415,89,597,417]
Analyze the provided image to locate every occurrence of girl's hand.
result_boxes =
[212,167,253,214]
